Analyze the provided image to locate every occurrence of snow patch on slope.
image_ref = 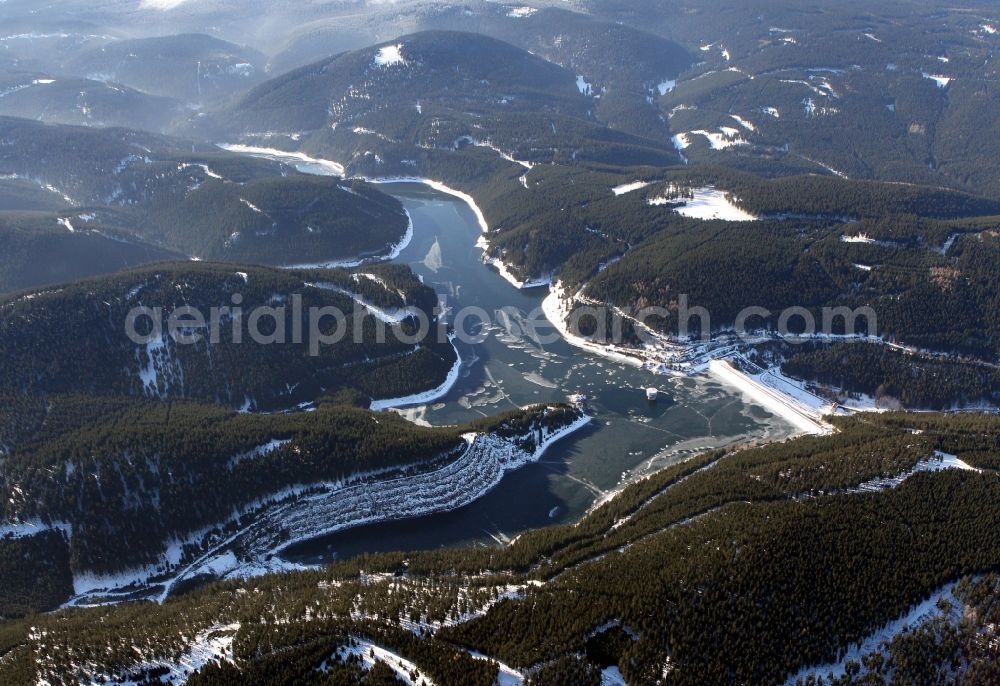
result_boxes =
[687,128,749,149]
[922,72,953,88]
[657,79,676,95]
[784,584,961,685]
[849,451,979,493]
[507,6,538,18]
[335,639,436,685]
[139,0,189,9]
[105,623,240,684]
[216,144,345,176]
[612,180,654,196]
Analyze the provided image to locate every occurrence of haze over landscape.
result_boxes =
[2,1,1000,684]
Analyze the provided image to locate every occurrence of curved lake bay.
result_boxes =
[274,179,795,562]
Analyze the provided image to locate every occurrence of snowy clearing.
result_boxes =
[850,451,980,493]
[729,114,756,131]
[687,128,749,149]
[0,519,70,540]
[648,186,757,222]
[227,439,292,470]
[374,44,407,67]
[104,623,240,685]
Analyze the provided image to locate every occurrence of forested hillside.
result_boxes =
[0,396,465,584]
[779,341,1000,410]
[202,29,682,171]
[64,33,266,107]
[576,203,1000,359]
[0,262,456,409]
[0,118,411,268]
[0,73,186,132]
[406,4,693,143]
[1,412,997,684]
[594,0,1000,197]
[0,213,183,293]
[0,178,72,213]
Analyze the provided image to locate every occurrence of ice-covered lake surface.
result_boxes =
[277,181,795,562]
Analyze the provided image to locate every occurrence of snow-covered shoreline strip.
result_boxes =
[359,176,558,291]
[259,411,592,556]
[708,359,831,435]
[541,282,713,376]
[541,284,650,370]
[541,284,864,437]
[370,334,463,410]
[216,143,346,176]
[360,176,489,233]
[359,173,547,291]
[381,207,414,261]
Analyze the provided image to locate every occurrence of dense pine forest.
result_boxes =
[1,413,997,684]
[777,342,1000,410]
